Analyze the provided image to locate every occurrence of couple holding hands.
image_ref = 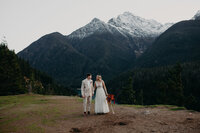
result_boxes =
[81,73,110,116]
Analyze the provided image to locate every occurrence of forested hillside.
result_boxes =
[135,20,200,67]
[0,42,75,96]
[107,19,200,111]
[108,62,200,111]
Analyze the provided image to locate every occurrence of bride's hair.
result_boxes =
[96,75,102,81]
[98,75,102,81]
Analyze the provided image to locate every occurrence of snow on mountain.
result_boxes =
[108,12,173,38]
[192,10,200,20]
[68,18,124,39]
[68,12,173,39]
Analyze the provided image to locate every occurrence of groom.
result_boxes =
[81,73,94,116]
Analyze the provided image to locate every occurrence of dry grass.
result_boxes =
[0,94,83,133]
[0,94,200,133]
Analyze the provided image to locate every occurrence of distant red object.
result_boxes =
[107,94,115,104]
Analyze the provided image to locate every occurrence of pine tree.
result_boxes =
[118,76,136,104]
[0,42,24,95]
[0,41,74,96]
[164,63,184,106]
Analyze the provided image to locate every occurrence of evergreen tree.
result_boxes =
[0,41,75,96]
[108,62,200,111]
[118,77,136,104]
[0,42,25,95]
[166,63,184,106]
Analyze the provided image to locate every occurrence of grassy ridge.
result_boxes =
[0,94,82,133]
[0,94,192,133]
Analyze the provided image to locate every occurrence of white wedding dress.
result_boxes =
[95,81,110,114]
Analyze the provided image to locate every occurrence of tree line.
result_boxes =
[108,62,200,111]
[0,42,76,96]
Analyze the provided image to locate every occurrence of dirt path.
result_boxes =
[0,95,200,133]
[59,104,200,133]
[43,96,200,133]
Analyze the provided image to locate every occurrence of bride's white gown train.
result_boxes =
[95,81,109,113]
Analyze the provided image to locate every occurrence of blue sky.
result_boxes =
[0,0,199,53]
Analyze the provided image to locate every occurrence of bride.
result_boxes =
[94,75,110,114]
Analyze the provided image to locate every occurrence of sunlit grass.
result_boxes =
[169,107,186,111]
[0,94,48,110]
[122,104,183,110]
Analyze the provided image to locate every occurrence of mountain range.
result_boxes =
[107,11,200,111]
[135,19,200,67]
[18,10,200,87]
[68,12,173,55]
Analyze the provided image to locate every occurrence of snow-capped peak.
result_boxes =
[68,11,173,39]
[192,10,200,20]
[108,12,172,37]
[91,18,102,23]
[68,17,125,39]
[68,18,118,39]
[120,11,137,18]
